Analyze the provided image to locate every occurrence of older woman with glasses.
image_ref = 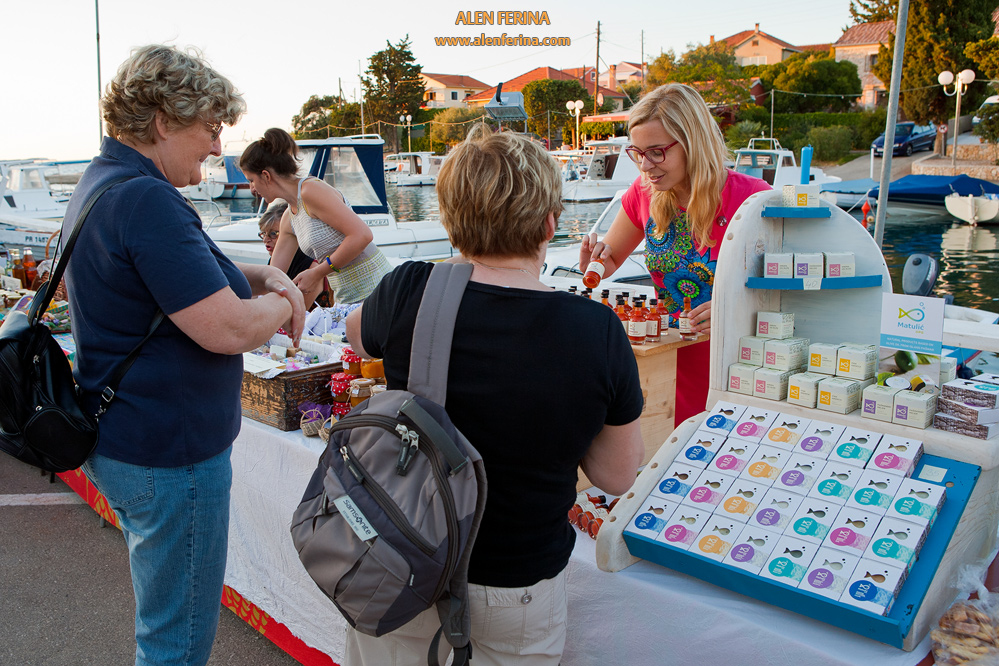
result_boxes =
[579,83,770,426]
[62,44,305,666]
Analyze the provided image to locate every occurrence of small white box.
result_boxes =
[795,420,847,458]
[773,453,826,494]
[798,547,862,600]
[817,377,872,415]
[749,488,805,532]
[869,435,923,477]
[825,508,881,556]
[793,252,824,278]
[690,516,744,561]
[788,498,842,544]
[650,462,701,501]
[761,414,812,449]
[865,517,926,573]
[808,343,843,375]
[764,337,810,371]
[676,431,727,468]
[753,367,799,401]
[764,252,794,278]
[738,335,766,366]
[724,524,783,574]
[624,497,681,540]
[937,397,999,425]
[782,183,820,207]
[808,462,862,505]
[717,480,772,523]
[698,401,748,435]
[836,344,878,380]
[709,441,759,476]
[760,536,819,587]
[845,470,904,515]
[824,252,856,278]
[730,407,781,442]
[885,478,946,529]
[728,362,757,395]
[756,311,795,340]
[787,372,825,408]
[861,385,905,423]
[680,470,739,510]
[654,507,714,550]
[840,559,907,616]
[739,445,794,483]
[830,427,883,468]
[892,390,937,429]
[940,357,958,384]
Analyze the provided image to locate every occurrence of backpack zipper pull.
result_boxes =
[341,445,363,483]
[396,425,419,475]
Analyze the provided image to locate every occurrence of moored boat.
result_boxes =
[945,192,999,225]
[562,137,639,203]
[732,138,841,189]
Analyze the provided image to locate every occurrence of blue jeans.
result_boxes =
[82,447,232,666]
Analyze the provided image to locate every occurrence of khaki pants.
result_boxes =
[344,569,567,666]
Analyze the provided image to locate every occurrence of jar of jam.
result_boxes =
[331,402,353,419]
[340,348,362,375]
[349,378,377,407]
[329,372,356,402]
[360,358,385,380]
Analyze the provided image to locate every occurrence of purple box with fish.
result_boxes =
[748,488,805,532]
[794,420,847,459]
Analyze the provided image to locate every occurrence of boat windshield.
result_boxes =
[321,147,382,208]
[734,152,780,182]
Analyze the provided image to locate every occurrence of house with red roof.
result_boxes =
[833,21,893,108]
[716,23,804,66]
[465,66,627,111]
[420,73,492,109]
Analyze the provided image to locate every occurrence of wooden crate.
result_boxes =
[240,363,341,431]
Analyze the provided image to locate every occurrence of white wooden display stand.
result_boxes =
[596,191,999,651]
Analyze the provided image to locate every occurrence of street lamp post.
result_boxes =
[938,69,976,170]
[565,99,584,150]
[399,114,413,152]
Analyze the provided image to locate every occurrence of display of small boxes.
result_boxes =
[764,337,809,371]
[681,470,739,509]
[759,536,818,587]
[750,489,806,533]
[764,252,793,278]
[761,415,812,450]
[795,420,847,459]
[892,390,937,429]
[738,335,766,367]
[730,407,781,443]
[869,436,923,477]
[798,547,861,600]
[861,385,905,423]
[650,462,701,501]
[830,427,883,468]
[937,397,999,425]
[698,401,748,435]
[864,517,926,573]
[788,498,842,544]
[845,470,904,515]
[941,379,999,408]
[793,253,824,278]
[787,372,825,408]
[817,377,871,415]
[709,441,759,476]
[808,343,843,375]
[677,431,728,468]
[808,462,862,505]
[825,508,881,556]
[824,252,856,278]
[756,311,794,340]
[836,344,878,380]
[740,445,794,483]
[885,478,946,529]
[753,368,799,401]
[723,524,783,574]
[728,362,757,395]
[840,559,907,616]
[773,453,826,494]
[690,515,744,561]
[655,507,714,549]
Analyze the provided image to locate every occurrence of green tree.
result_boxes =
[428,107,485,149]
[673,42,751,106]
[618,80,642,109]
[362,35,425,152]
[973,103,999,162]
[645,50,679,89]
[725,120,764,150]
[759,52,861,113]
[522,79,592,148]
[873,0,994,124]
[966,37,999,84]
[291,95,365,140]
[849,0,896,23]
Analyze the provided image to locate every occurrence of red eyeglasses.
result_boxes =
[625,140,680,165]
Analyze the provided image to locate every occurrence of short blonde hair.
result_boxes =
[102,44,245,144]
[258,200,288,232]
[437,124,563,258]
[628,84,730,250]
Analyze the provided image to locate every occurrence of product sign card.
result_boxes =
[878,294,945,394]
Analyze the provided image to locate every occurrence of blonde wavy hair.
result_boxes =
[628,84,731,250]
[437,124,563,258]
[102,44,245,144]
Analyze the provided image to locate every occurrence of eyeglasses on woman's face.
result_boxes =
[258,230,279,240]
[205,120,223,142]
[625,140,680,165]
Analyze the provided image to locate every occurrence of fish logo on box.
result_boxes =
[829,265,841,277]
[895,405,908,419]
[741,347,751,360]
[766,352,776,365]
[898,307,925,323]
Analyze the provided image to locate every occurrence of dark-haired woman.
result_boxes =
[240,128,391,304]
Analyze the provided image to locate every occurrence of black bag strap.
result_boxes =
[406,262,473,406]
[26,175,165,419]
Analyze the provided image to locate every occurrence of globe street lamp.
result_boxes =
[399,114,413,152]
[938,69,976,170]
[565,99,584,150]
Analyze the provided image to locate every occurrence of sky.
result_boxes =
[3,0,855,160]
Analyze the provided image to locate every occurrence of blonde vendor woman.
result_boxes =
[240,128,392,304]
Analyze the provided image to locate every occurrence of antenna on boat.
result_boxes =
[95,0,103,147]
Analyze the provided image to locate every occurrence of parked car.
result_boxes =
[973,95,999,127]
[871,122,937,157]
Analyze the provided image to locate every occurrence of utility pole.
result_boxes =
[358,60,365,135]
[641,31,645,88]
[594,21,601,116]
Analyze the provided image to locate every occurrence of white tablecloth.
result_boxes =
[225,417,933,666]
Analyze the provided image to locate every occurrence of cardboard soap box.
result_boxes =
[756,311,794,340]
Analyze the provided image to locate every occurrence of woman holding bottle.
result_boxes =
[578,83,771,425]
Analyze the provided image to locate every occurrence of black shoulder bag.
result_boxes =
[0,177,164,472]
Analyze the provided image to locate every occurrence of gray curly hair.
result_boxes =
[102,44,246,143]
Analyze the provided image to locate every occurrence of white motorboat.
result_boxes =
[203,153,254,199]
[562,137,640,203]
[945,192,999,225]
[206,135,455,265]
[0,159,89,221]
[391,152,444,187]
[178,179,225,201]
[733,138,841,190]
[551,149,592,182]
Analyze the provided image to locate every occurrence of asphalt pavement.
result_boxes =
[0,453,300,666]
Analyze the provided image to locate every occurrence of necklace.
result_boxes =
[468,261,536,277]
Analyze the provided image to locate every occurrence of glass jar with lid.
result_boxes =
[349,378,377,407]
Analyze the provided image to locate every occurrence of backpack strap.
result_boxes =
[406,262,473,406]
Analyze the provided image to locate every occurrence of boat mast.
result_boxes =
[873,0,910,248]
[95,0,103,146]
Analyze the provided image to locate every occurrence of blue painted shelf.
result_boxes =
[746,275,883,290]
[622,455,980,648]
[762,206,832,218]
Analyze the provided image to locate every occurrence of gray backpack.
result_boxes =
[290,262,487,666]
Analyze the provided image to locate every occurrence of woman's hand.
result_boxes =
[689,299,712,334]
[264,270,307,345]
[292,264,328,306]
[579,232,612,272]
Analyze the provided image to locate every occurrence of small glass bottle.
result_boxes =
[620,291,632,313]
[627,298,647,346]
[615,296,628,331]
[582,257,605,289]
[678,296,697,341]
[22,248,37,289]
[10,249,24,287]
[656,299,671,337]
[600,289,611,308]
[645,298,662,343]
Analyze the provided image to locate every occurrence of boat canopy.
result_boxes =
[869,175,999,205]
[298,136,388,215]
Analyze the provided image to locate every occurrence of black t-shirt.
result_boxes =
[361,262,644,587]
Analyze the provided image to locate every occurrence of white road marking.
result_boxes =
[0,493,85,506]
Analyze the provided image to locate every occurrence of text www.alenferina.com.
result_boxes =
[435,11,570,47]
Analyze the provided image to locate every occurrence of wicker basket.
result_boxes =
[319,416,335,443]
[300,409,325,437]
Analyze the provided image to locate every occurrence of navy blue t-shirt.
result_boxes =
[62,137,251,467]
